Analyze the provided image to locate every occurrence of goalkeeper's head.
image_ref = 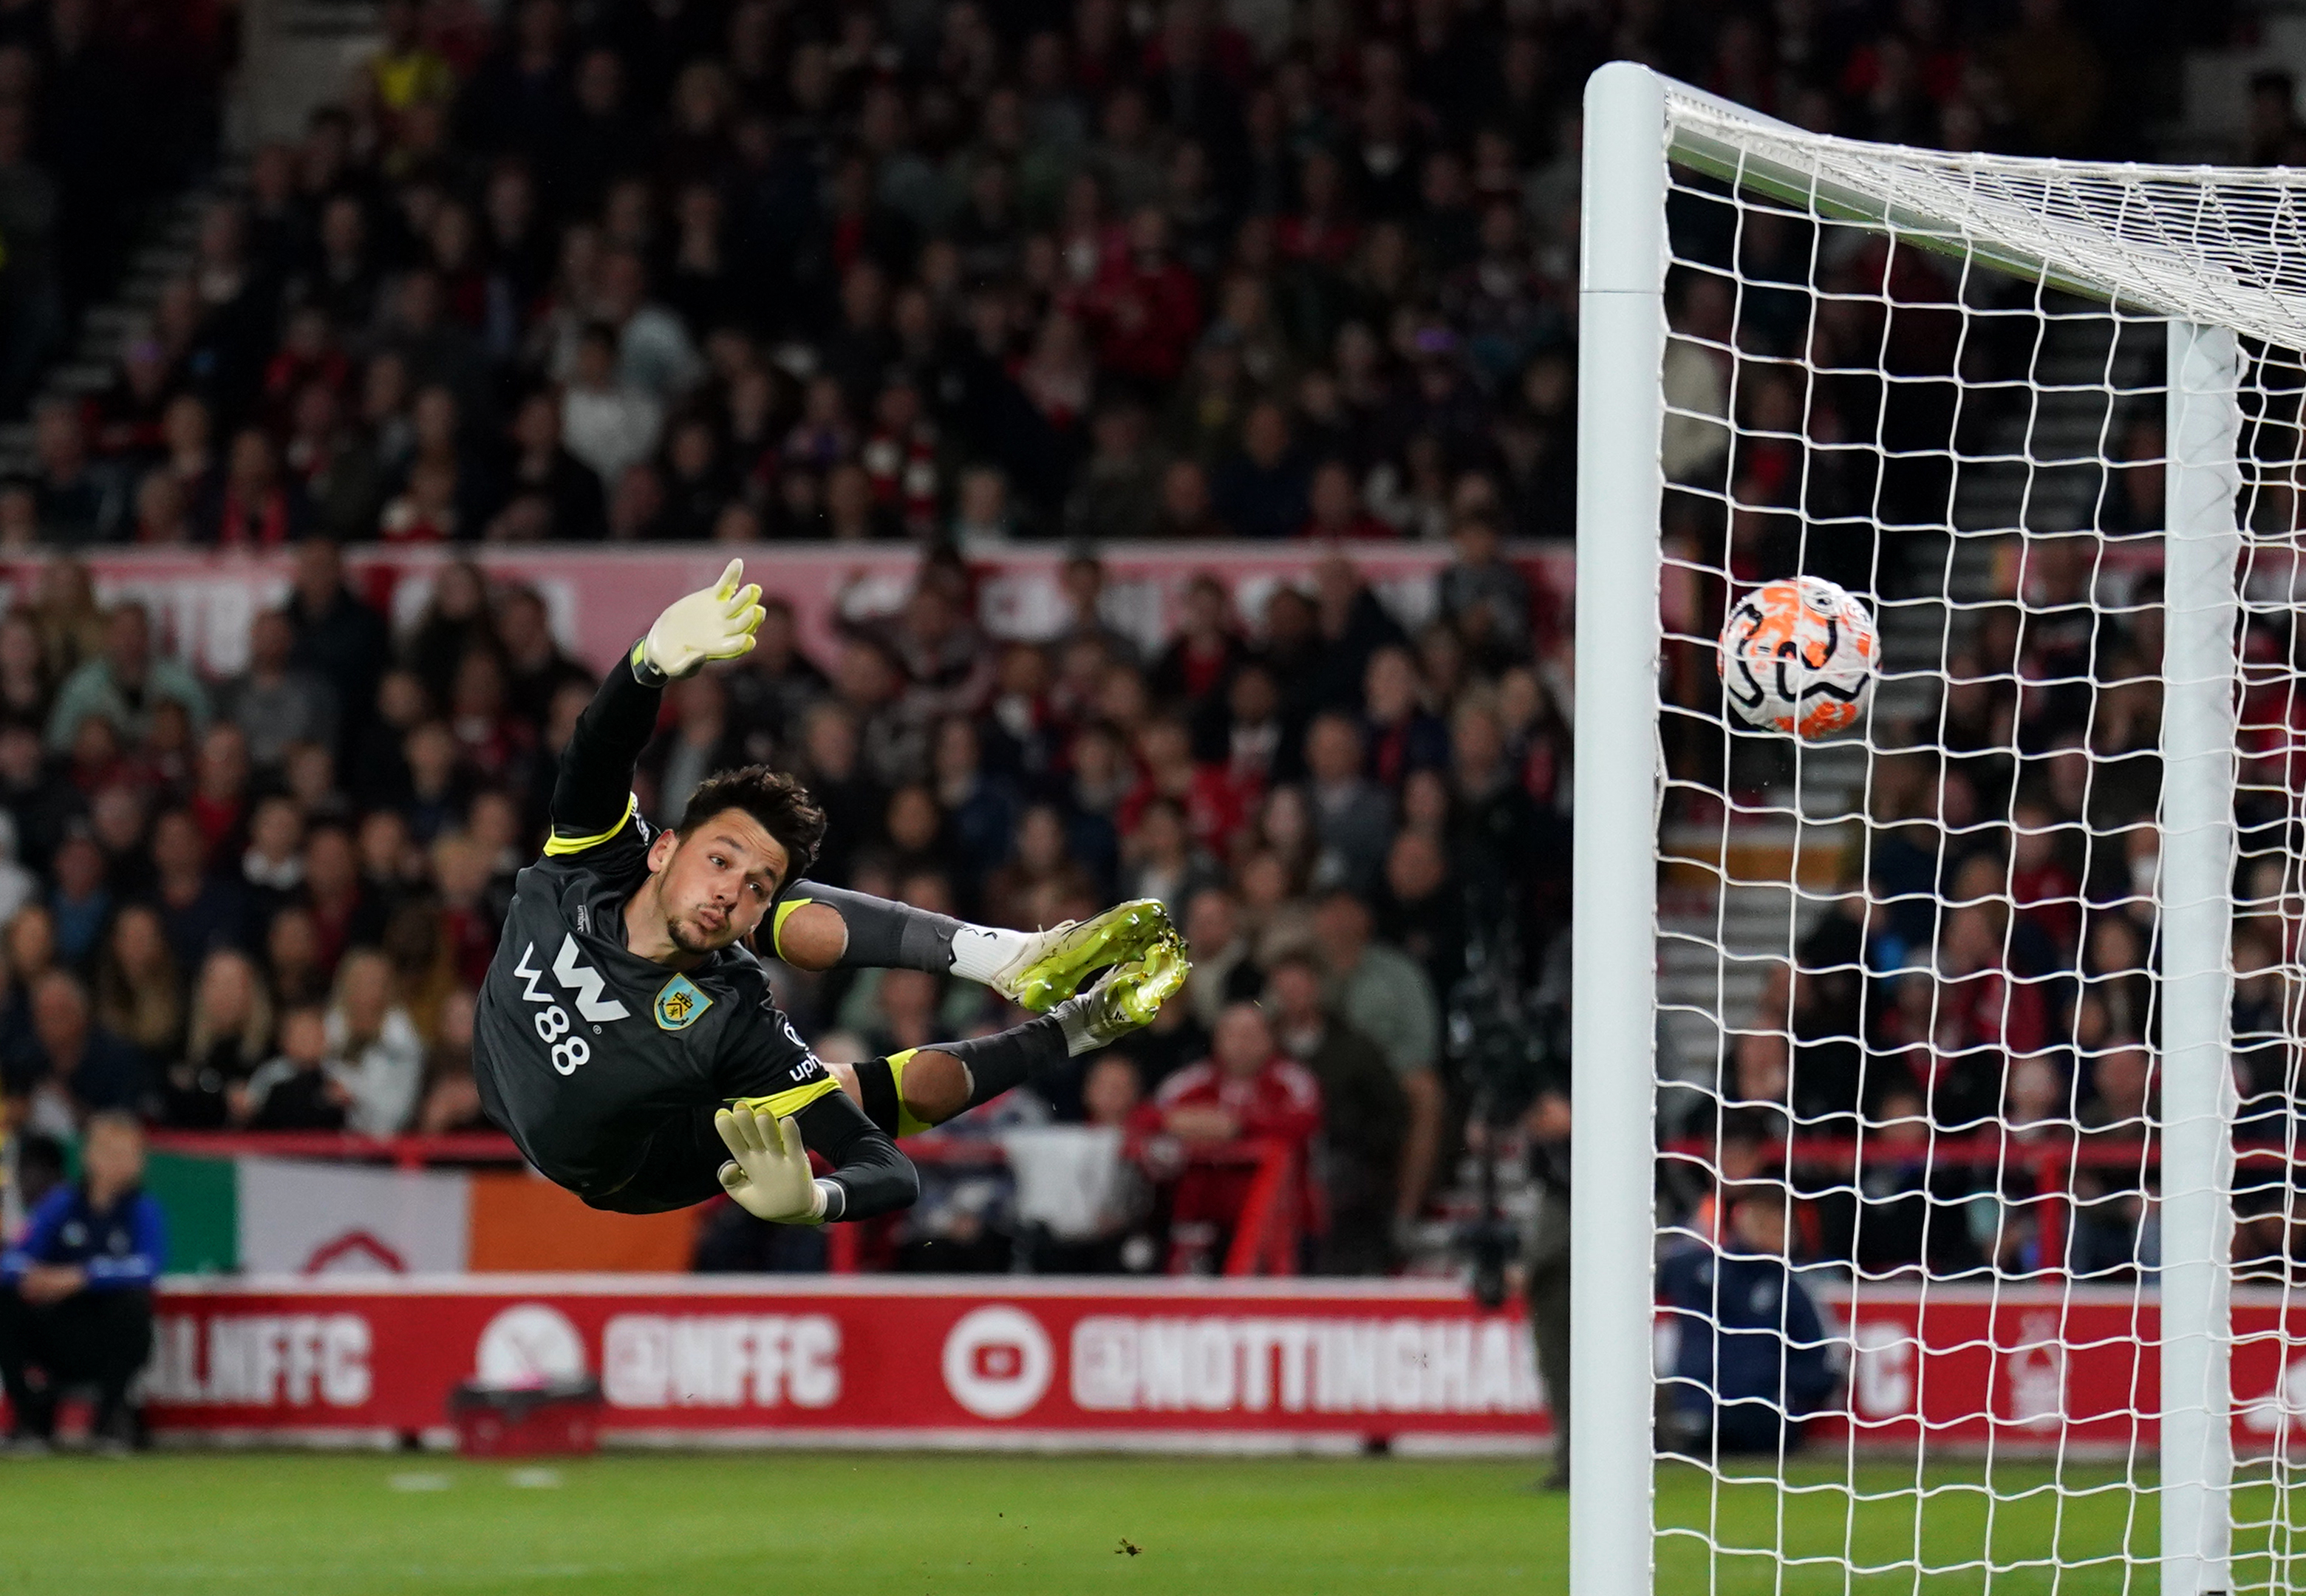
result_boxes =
[641,766,827,955]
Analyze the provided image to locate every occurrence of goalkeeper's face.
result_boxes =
[647,808,790,955]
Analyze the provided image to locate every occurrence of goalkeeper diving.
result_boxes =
[471,560,1187,1225]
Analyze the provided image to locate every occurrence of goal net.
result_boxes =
[1572,63,2306,1594]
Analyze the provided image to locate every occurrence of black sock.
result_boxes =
[945,1016,1070,1111]
[851,1020,1071,1137]
[774,881,961,972]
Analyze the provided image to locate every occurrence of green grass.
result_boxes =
[0,1450,2283,1595]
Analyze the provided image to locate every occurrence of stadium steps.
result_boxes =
[0,172,244,474]
[0,0,379,471]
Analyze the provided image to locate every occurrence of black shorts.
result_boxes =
[583,1106,729,1215]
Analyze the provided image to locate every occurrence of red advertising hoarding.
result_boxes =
[134,1278,2306,1453]
[142,1276,1546,1447]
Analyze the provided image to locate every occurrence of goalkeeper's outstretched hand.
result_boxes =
[641,558,765,681]
[714,1102,825,1223]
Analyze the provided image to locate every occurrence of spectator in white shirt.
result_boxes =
[559,323,662,488]
[324,947,423,1136]
[596,250,702,399]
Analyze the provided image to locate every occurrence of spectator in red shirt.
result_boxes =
[1930,901,2050,1129]
[1147,572,1246,711]
[1082,207,1201,386]
[1132,1000,1322,1272]
[2008,800,2081,965]
[1120,713,1244,858]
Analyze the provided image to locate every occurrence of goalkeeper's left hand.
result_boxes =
[714,1102,826,1223]
[638,558,765,681]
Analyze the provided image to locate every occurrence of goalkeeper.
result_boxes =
[472,561,1184,1225]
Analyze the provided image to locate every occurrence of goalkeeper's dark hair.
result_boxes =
[678,765,828,881]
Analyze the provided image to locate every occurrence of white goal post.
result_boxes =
[1572,59,2299,1595]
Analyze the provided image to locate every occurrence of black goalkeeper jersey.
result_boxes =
[473,797,836,1198]
[471,648,913,1218]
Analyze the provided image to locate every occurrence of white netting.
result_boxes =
[1638,93,2306,1591]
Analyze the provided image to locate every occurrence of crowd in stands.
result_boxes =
[0,0,2228,1297]
[0,531,1566,1275]
[6,0,2178,561]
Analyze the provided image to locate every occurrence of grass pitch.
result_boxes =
[0,1450,2224,1594]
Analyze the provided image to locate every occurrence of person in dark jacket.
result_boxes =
[4,969,146,1125]
[1263,952,1405,1275]
[0,1111,166,1450]
[1658,1187,1840,1456]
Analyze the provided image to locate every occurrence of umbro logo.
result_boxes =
[575,904,590,933]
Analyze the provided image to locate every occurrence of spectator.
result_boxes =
[0,813,35,932]
[502,392,607,542]
[1150,573,1247,712]
[9,969,145,1133]
[282,540,389,754]
[165,948,273,1130]
[1133,1000,1322,1274]
[239,1003,347,1130]
[1005,1052,1154,1274]
[1521,1085,1572,1490]
[46,604,210,753]
[1118,795,1221,920]
[555,324,661,496]
[303,822,386,976]
[1181,885,1258,1030]
[0,1112,164,1452]
[30,400,117,545]
[1436,514,1532,666]
[1064,403,1162,542]
[47,831,112,971]
[1310,887,1442,1227]
[207,429,309,548]
[417,986,486,1133]
[324,947,423,1136]
[1211,400,1309,540]
[1264,952,1405,1275]
[1302,712,1395,894]
[92,904,185,1069]
[641,672,750,828]
[216,610,339,772]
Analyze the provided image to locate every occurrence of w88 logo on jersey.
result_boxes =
[514,936,628,1074]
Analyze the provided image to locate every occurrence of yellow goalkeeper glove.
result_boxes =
[713,1102,827,1223]
[638,559,765,681]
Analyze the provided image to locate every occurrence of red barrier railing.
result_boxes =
[1220,1139,1300,1277]
[147,1130,524,1171]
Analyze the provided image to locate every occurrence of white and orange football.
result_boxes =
[1716,576,1877,741]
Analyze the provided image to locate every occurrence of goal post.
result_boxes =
[1574,60,2280,1595]
[1569,58,1669,1596]
[2161,319,2240,1596]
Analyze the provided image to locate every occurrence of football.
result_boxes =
[1716,576,1878,740]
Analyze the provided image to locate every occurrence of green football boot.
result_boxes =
[994,898,1176,1012]
[1052,933,1193,1054]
